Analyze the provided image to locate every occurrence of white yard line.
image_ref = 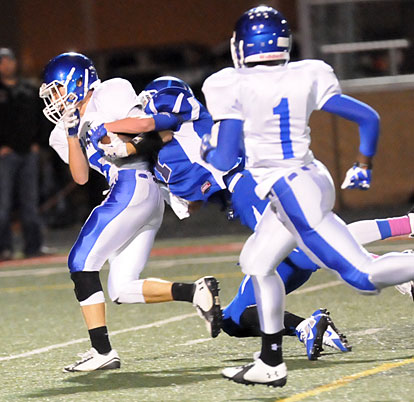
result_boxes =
[0,255,239,278]
[179,338,212,346]
[291,280,342,294]
[0,278,346,362]
[0,313,196,362]
[350,328,383,336]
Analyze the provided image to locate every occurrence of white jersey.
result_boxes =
[202,60,341,198]
[49,78,149,185]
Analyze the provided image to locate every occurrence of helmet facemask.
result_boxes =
[136,89,157,111]
[39,53,99,125]
[39,79,79,124]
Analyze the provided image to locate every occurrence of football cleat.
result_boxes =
[395,281,414,302]
[222,359,287,387]
[295,309,329,360]
[321,309,352,352]
[394,250,414,301]
[193,276,222,338]
[63,348,120,372]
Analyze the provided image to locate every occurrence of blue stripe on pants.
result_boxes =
[271,176,376,292]
[69,170,138,272]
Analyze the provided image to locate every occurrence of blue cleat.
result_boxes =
[320,309,352,352]
[295,309,329,360]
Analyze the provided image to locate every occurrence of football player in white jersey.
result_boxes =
[201,6,414,387]
[39,53,221,373]
[91,75,414,362]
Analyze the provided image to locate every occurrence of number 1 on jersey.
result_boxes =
[273,97,293,159]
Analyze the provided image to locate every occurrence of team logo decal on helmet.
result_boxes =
[231,6,291,68]
[39,52,100,124]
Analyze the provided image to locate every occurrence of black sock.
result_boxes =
[239,306,261,337]
[89,326,112,354]
[171,282,195,302]
[260,330,283,367]
[284,311,305,336]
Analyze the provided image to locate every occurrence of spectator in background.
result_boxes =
[0,48,45,259]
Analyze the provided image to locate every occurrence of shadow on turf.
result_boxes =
[23,366,223,398]
[222,353,414,372]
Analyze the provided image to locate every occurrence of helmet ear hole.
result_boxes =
[76,78,83,87]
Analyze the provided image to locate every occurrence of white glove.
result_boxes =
[62,106,80,137]
[341,163,372,190]
[98,132,128,158]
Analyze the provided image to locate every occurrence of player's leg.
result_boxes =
[348,213,414,245]
[222,205,294,386]
[107,224,222,337]
[64,171,162,372]
[271,162,414,293]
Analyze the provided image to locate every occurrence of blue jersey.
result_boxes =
[145,87,228,202]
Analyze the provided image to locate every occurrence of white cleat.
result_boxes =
[193,276,222,338]
[323,324,352,352]
[63,348,120,372]
[222,359,287,387]
[394,250,414,301]
[395,281,414,301]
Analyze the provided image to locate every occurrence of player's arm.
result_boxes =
[67,136,89,184]
[104,113,182,135]
[321,94,380,190]
[201,119,243,171]
[62,107,89,184]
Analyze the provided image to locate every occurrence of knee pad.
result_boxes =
[71,271,103,302]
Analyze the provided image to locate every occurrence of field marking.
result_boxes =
[351,327,383,336]
[0,313,195,362]
[0,255,239,279]
[277,357,414,402]
[291,280,342,295]
[179,338,212,346]
[0,278,345,362]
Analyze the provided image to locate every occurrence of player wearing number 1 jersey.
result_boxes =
[201,6,414,387]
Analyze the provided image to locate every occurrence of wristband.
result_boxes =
[355,161,372,169]
[153,112,182,131]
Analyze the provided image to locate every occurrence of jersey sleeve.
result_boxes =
[94,78,140,121]
[310,61,342,110]
[145,87,201,123]
[49,123,69,164]
[202,68,243,121]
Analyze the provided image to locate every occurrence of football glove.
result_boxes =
[98,133,128,159]
[341,163,372,190]
[88,123,108,151]
[62,106,80,137]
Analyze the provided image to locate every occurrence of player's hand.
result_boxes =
[88,123,108,150]
[98,133,128,159]
[62,106,80,137]
[200,133,215,161]
[341,163,372,190]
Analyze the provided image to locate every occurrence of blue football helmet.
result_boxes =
[137,76,193,110]
[231,6,291,68]
[39,52,100,124]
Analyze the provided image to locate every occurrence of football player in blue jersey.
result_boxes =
[40,54,221,373]
[200,5,414,386]
[89,75,414,365]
